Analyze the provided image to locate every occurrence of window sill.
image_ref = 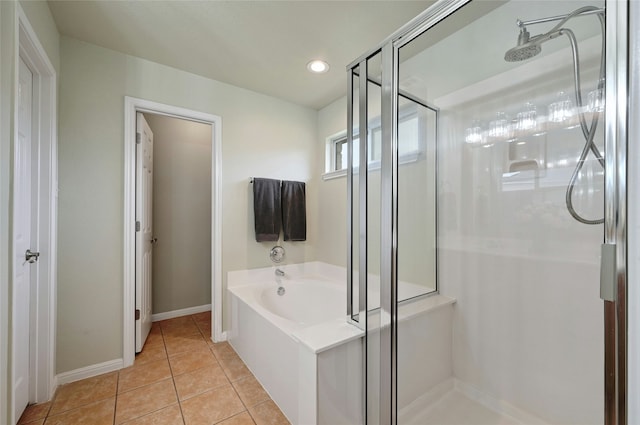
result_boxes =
[322,169,347,181]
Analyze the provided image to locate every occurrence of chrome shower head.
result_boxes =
[504,43,541,62]
[504,26,541,62]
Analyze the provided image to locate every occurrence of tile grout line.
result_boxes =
[220,410,257,425]
[112,370,121,425]
[115,319,176,424]
[167,328,188,425]
[39,312,291,425]
[229,372,250,415]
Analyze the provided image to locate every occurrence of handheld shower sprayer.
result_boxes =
[504,6,606,225]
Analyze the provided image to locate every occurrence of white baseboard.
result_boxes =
[151,304,211,322]
[55,358,124,386]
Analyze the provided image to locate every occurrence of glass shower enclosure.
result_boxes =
[347,0,629,423]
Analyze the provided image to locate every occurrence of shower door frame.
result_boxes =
[347,0,630,423]
[604,3,629,425]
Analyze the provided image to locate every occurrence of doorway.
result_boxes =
[11,7,58,424]
[123,97,223,367]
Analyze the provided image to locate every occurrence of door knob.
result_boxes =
[151,238,158,244]
[25,249,40,263]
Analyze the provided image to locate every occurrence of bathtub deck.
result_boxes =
[400,390,522,425]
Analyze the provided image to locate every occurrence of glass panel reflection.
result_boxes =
[396,0,605,423]
[397,96,438,301]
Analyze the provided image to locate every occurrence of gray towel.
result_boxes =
[281,180,306,241]
[253,178,281,242]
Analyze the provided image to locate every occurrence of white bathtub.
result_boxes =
[227,262,455,425]
[232,277,345,334]
[228,262,363,424]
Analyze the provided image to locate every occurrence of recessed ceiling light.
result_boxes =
[307,60,329,74]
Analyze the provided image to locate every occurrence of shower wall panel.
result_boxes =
[397,0,605,422]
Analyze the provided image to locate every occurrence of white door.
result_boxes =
[13,57,34,421]
[135,113,154,352]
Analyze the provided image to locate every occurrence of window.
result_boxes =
[323,104,424,180]
[324,132,358,180]
[334,136,348,171]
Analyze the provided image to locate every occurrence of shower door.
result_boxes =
[347,0,629,423]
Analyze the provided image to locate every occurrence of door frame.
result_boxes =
[123,97,223,367]
[10,5,58,420]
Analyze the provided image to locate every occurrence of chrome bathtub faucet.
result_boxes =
[275,268,285,295]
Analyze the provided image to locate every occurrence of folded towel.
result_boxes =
[281,180,306,241]
[253,178,281,242]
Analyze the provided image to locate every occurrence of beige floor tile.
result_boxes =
[218,355,251,382]
[192,311,211,323]
[210,341,239,361]
[197,321,211,331]
[162,324,201,339]
[49,372,118,415]
[160,316,193,327]
[160,317,200,335]
[134,342,167,366]
[18,401,51,424]
[115,379,177,424]
[195,320,211,330]
[197,323,212,339]
[180,384,245,425]
[44,397,115,425]
[169,347,217,376]
[164,328,205,340]
[119,403,183,425]
[174,364,229,401]
[20,420,44,425]
[217,411,256,425]
[118,358,172,393]
[165,334,208,357]
[248,401,290,425]
[144,330,165,347]
[232,375,269,408]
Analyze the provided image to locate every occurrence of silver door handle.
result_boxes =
[151,238,158,244]
[25,249,40,263]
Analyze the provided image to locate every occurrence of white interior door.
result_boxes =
[13,56,34,421]
[135,112,154,352]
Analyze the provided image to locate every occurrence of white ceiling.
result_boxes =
[48,1,435,110]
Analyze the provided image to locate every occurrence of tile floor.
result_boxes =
[18,312,291,425]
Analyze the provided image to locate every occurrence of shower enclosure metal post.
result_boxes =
[359,59,369,329]
[347,68,354,324]
[627,2,640,423]
[358,58,370,424]
[604,0,628,423]
[379,42,398,425]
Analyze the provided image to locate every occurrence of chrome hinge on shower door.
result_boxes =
[600,243,617,302]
